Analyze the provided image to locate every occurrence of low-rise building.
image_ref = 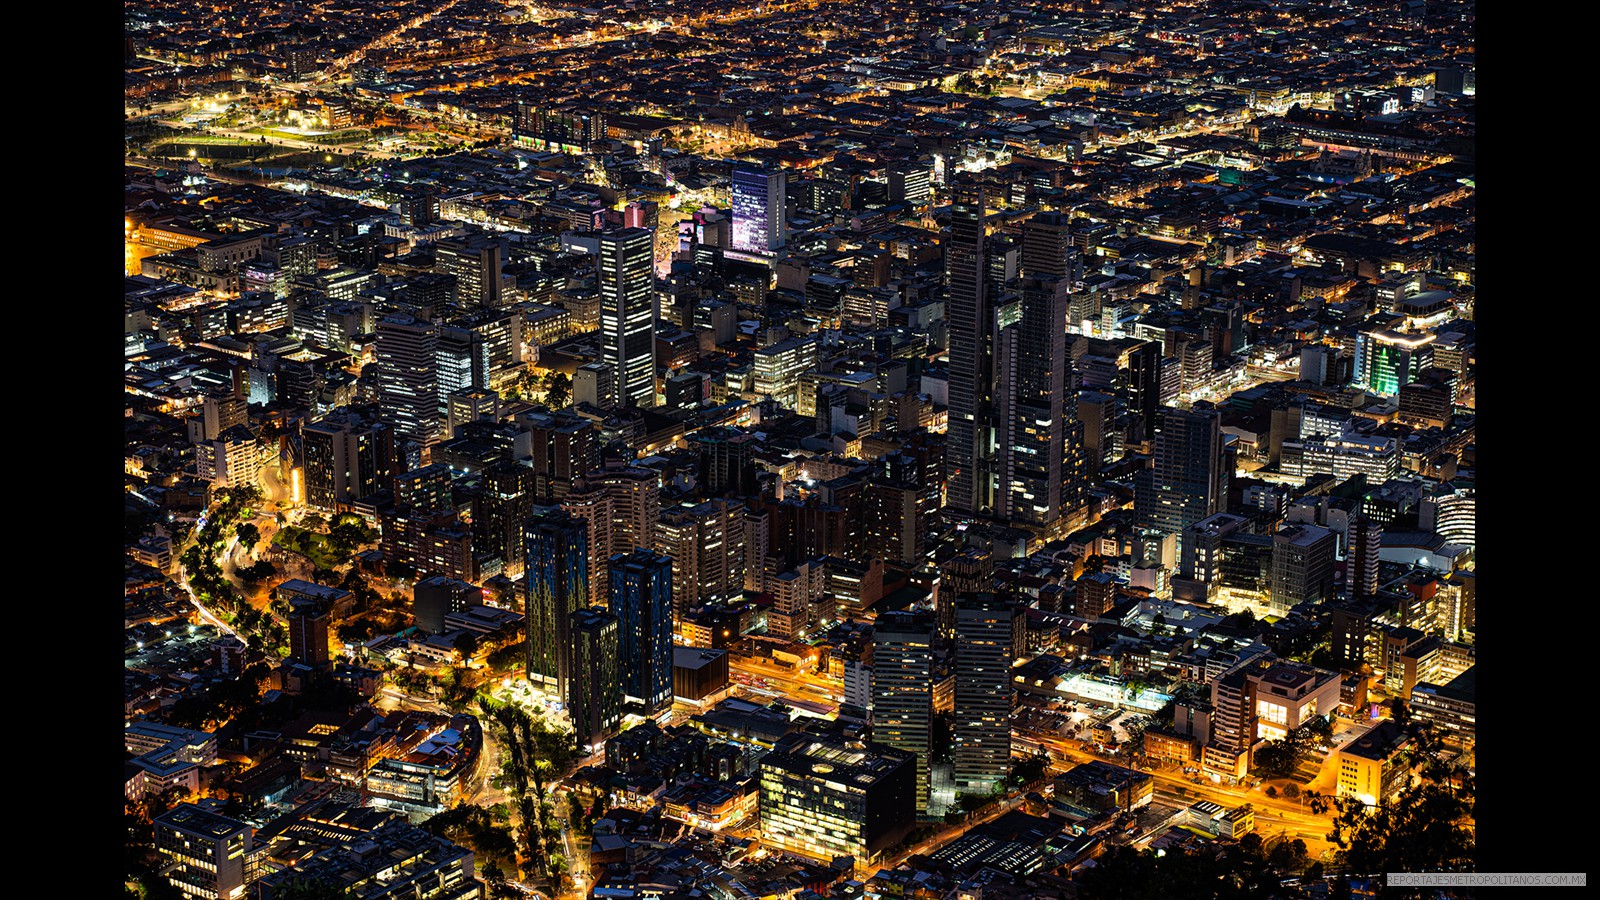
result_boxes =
[1336,719,1415,806]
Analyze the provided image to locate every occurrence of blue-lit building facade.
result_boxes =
[525,507,590,700]
[607,549,673,712]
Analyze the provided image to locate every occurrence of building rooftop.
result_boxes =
[1341,720,1411,762]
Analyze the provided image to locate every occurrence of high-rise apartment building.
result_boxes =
[523,409,599,502]
[656,499,747,616]
[562,466,662,605]
[597,228,657,408]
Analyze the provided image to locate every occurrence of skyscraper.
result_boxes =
[1020,211,1076,280]
[568,607,622,752]
[731,165,787,254]
[945,181,994,516]
[872,610,936,814]
[375,315,441,459]
[995,273,1080,536]
[1126,341,1162,445]
[563,465,662,605]
[1134,405,1229,549]
[953,593,1019,796]
[597,228,657,408]
[524,507,590,698]
[608,549,674,712]
[938,550,992,640]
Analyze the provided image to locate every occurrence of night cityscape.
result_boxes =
[123,1,1484,897]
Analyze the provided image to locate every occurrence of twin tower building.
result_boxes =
[524,506,672,751]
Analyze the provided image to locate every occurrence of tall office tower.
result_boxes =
[1347,515,1382,599]
[995,274,1073,536]
[1077,391,1120,472]
[434,234,504,308]
[1020,211,1077,280]
[1134,405,1228,549]
[952,593,1020,795]
[568,607,622,752]
[1125,341,1162,445]
[286,597,332,669]
[597,228,658,408]
[986,238,1019,298]
[435,325,489,415]
[938,550,992,640]
[657,499,747,616]
[375,315,441,459]
[872,610,937,813]
[731,165,788,254]
[524,507,590,697]
[1270,524,1338,614]
[945,181,994,516]
[302,407,394,511]
[608,549,674,711]
[155,804,262,900]
[888,159,932,207]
